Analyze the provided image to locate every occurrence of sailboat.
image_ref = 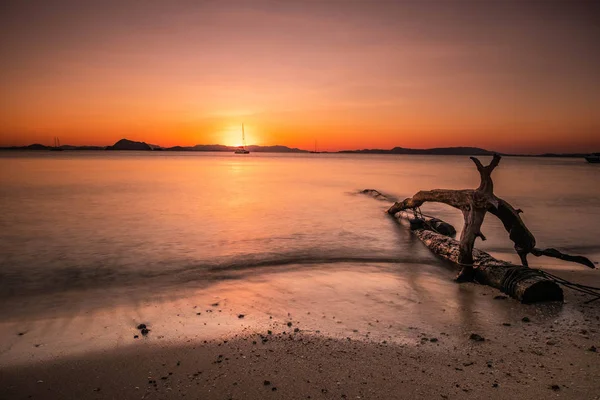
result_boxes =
[309,139,320,154]
[50,136,64,151]
[234,123,250,154]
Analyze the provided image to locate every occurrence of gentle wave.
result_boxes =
[0,250,437,299]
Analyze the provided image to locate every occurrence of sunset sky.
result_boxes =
[1,0,598,153]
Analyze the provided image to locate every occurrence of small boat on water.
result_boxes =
[585,153,600,163]
[234,123,250,154]
[50,137,64,151]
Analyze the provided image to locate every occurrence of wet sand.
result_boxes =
[1,264,599,399]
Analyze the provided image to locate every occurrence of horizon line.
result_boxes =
[1,139,598,157]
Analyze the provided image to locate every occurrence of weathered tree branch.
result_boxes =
[386,154,595,279]
[531,248,595,269]
[388,189,479,214]
[388,154,502,281]
[486,197,536,266]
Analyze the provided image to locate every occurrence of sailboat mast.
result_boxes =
[242,123,246,148]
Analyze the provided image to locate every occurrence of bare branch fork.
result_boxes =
[387,154,594,282]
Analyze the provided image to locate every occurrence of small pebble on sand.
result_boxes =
[469,333,485,342]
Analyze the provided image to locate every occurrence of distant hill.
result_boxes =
[165,144,233,151]
[26,144,49,150]
[106,139,152,151]
[192,144,234,152]
[340,146,496,156]
[246,145,307,153]
[165,144,307,153]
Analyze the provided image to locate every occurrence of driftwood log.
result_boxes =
[387,154,594,280]
[390,210,563,303]
[361,155,594,303]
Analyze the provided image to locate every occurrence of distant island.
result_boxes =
[339,146,494,156]
[0,138,596,157]
[106,138,153,151]
[1,138,311,154]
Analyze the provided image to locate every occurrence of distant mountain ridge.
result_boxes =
[1,138,597,157]
[0,139,495,154]
[340,146,495,155]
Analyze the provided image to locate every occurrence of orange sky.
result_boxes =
[1,1,599,153]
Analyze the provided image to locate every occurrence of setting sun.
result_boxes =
[220,123,253,147]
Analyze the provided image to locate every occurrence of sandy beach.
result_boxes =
[1,264,599,400]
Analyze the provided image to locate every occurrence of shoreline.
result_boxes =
[1,263,599,399]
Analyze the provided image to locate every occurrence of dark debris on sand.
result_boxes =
[135,323,150,336]
[469,333,485,342]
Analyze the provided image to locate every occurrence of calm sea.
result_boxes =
[1,152,599,315]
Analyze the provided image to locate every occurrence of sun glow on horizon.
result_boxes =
[220,123,256,147]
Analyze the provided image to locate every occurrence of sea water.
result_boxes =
[1,152,599,316]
